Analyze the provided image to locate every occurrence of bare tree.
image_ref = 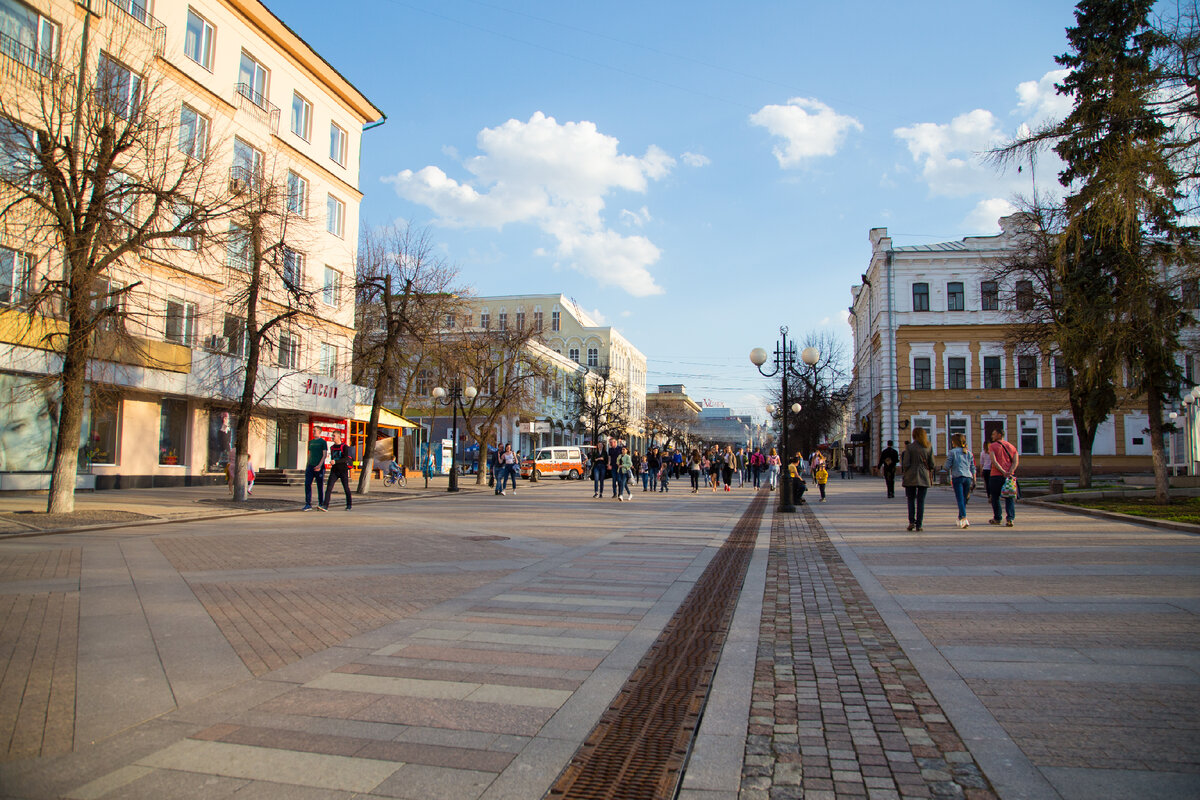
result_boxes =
[0,22,228,512]
[571,365,631,447]
[764,331,850,458]
[353,223,461,493]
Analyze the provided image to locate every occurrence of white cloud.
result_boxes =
[963,198,1018,233]
[682,152,711,167]
[383,112,673,296]
[1016,69,1071,127]
[750,97,863,167]
[587,307,608,325]
[620,206,652,228]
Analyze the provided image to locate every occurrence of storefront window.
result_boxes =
[86,397,119,465]
[0,372,58,472]
[159,399,188,465]
[207,410,237,471]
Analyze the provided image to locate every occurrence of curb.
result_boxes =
[1023,496,1200,536]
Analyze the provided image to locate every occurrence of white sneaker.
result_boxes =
[962,518,970,528]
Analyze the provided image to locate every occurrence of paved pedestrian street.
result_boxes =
[0,479,1196,799]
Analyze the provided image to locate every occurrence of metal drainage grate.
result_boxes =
[546,491,766,800]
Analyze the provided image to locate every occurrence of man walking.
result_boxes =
[986,427,1019,527]
[608,438,621,497]
[877,440,899,498]
[303,432,328,511]
[323,430,353,511]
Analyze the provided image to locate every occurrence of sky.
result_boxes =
[277,0,1082,418]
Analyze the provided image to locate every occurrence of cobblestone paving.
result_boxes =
[742,507,995,800]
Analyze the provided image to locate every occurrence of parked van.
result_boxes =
[521,446,584,480]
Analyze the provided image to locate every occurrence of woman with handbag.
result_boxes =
[901,428,935,531]
[943,433,975,528]
[986,427,1019,526]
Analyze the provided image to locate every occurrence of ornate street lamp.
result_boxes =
[432,379,478,492]
[751,327,817,513]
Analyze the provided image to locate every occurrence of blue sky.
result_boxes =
[278,0,1080,415]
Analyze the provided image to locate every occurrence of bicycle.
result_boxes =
[383,470,407,488]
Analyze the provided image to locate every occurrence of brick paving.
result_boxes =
[743,505,995,800]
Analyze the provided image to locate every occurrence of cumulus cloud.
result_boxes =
[682,152,711,167]
[750,97,863,167]
[384,112,673,296]
[964,198,1018,233]
[1016,69,1071,127]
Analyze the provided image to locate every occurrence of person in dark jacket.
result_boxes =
[901,429,935,531]
[323,430,354,511]
[877,440,900,498]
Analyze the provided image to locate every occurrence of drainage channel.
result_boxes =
[545,491,767,800]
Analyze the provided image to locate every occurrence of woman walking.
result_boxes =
[978,441,993,507]
[722,446,736,491]
[901,428,935,531]
[591,443,608,498]
[944,433,976,528]
[616,446,633,501]
[767,447,781,490]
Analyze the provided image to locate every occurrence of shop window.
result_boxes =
[158,398,188,465]
[207,409,236,472]
[86,396,119,465]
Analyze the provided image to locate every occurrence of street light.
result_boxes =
[751,327,817,513]
[432,380,478,492]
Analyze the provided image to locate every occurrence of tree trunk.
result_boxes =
[1147,390,1170,503]
[46,335,89,514]
[1078,443,1093,489]
[232,223,265,503]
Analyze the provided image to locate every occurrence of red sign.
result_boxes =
[304,379,339,398]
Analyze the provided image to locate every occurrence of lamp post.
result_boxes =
[432,379,478,492]
[751,327,817,513]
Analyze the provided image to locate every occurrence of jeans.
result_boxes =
[649,471,658,492]
[752,466,761,488]
[690,470,700,490]
[304,465,325,507]
[504,464,519,490]
[642,472,650,490]
[905,485,928,526]
[952,476,972,519]
[768,465,779,489]
[988,474,1016,521]
[592,467,605,495]
[817,482,826,499]
[883,468,896,498]
[617,471,630,495]
[325,465,351,508]
[659,473,669,491]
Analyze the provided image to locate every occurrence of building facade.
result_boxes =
[0,0,382,488]
[849,216,1178,476]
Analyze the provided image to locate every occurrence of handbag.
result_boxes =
[1000,476,1018,498]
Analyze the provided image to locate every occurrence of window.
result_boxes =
[0,116,35,187]
[226,223,250,269]
[1017,355,1038,388]
[286,171,307,217]
[291,92,311,141]
[0,246,33,305]
[232,137,262,188]
[87,396,118,465]
[319,342,337,378]
[98,54,141,118]
[329,122,347,166]
[462,313,472,328]
[1055,418,1076,455]
[498,312,507,331]
[164,298,196,345]
[983,355,1002,389]
[0,0,59,74]
[322,266,339,306]
[569,347,580,363]
[947,282,964,311]
[1015,279,1034,311]
[223,314,245,357]
[912,282,929,312]
[445,313,456,329]
[158,399,188,465]
[981,280,999,311]
[533,311,543,331]
[237,51,269,108]
[183,9,213,70]
[1019,417,1041,455]
[948,417,968,450]
[277,332,299,369]
[92,277,125,332]
[913,357,931,390]
[415,369,430,396]
[551,310,560,331]
[479,311,490,330]
[326,194,344,237]
[1053,356,1068,388]
[1183,278,1200,309]
[515,310,525,330]
[178,105,209,160]
[171,202,199,250]
[947,356,966,390]
[282,248,303,288]
[587,347,598,367]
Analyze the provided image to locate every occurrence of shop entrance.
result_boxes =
[275,418,299,469]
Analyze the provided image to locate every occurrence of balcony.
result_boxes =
[103,0,166,56]
[0,30,59,85]
[234,83,280,135]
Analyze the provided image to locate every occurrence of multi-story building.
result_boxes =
[849,215,1170,476]
[0,0,383,488]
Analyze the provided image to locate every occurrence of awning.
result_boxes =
[353,405,420,429]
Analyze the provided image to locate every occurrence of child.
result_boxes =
[246,456,255,495]
[386,459,402,481]
[814,462,828,501]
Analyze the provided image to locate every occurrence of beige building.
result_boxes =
[0,0,382,488]
[849,216,1181,477]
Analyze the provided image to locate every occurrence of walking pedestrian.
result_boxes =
[722,446,736,491]
[608,439,621,498]
[616,446,633,501]
[901,428,934,531]
[877,440,899,498]
[647,447,660,492]
[689,450,702,492]
[591,443,607,498]
[943,433,976,528]
[323,430,353,511]
[659,455,670,492]
[708,448,722,491]
[750,449,764,488]
[814,459,828,501]
[978,442,993,506]
[767,447,781,490]
[499,443,519,495]
[986,427,1019,527]
[845,447,855,479]
[303,433,328,511]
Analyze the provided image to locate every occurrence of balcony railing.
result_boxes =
[104,0,166,56]
[0,30,57,84]
[234,83,280,135]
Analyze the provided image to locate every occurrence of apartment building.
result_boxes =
[849,215,1182,476]
[0,0,382,488]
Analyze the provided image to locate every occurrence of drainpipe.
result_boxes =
[886,249,898,447]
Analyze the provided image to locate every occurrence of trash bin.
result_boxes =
[1048,478,1064,495]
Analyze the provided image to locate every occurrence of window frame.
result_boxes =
[913,356,932,390]
[1018,415,1042,456]
[291,92,312,142]
[322,266,339,306]
[947,281,964,311]
[1054,416,1076,455]
[237,50,269,109]
[0,245,33,305]
[329,122,347,166]
[282,247,304,288]
[587,347,599,368]
[569,347,580,364]
[1017,354,1039,388]
[326,194,344,238]
[183,8,214,71]
[158,398,189,466]
[178,104,209,160]
[980,280,999,311]
[0,0,60,75]
[97,52,142,119]
[277,331,299,369]
[1015,279,1034,311]
[164,297,197,345]
[912,282,929,312]
[551,309,560,331]
[947,356,967,390]
[286,171,308,218]
[319,341,337,378]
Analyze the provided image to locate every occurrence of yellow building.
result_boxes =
[0,0,383,488]
[850,217,1168,477]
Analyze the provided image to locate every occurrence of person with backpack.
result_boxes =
[986,427,1020,527]
[877,440,900,498]
[323,430,353,511]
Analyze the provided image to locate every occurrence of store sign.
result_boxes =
[303,379,339,399]
[520,421,551,433]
